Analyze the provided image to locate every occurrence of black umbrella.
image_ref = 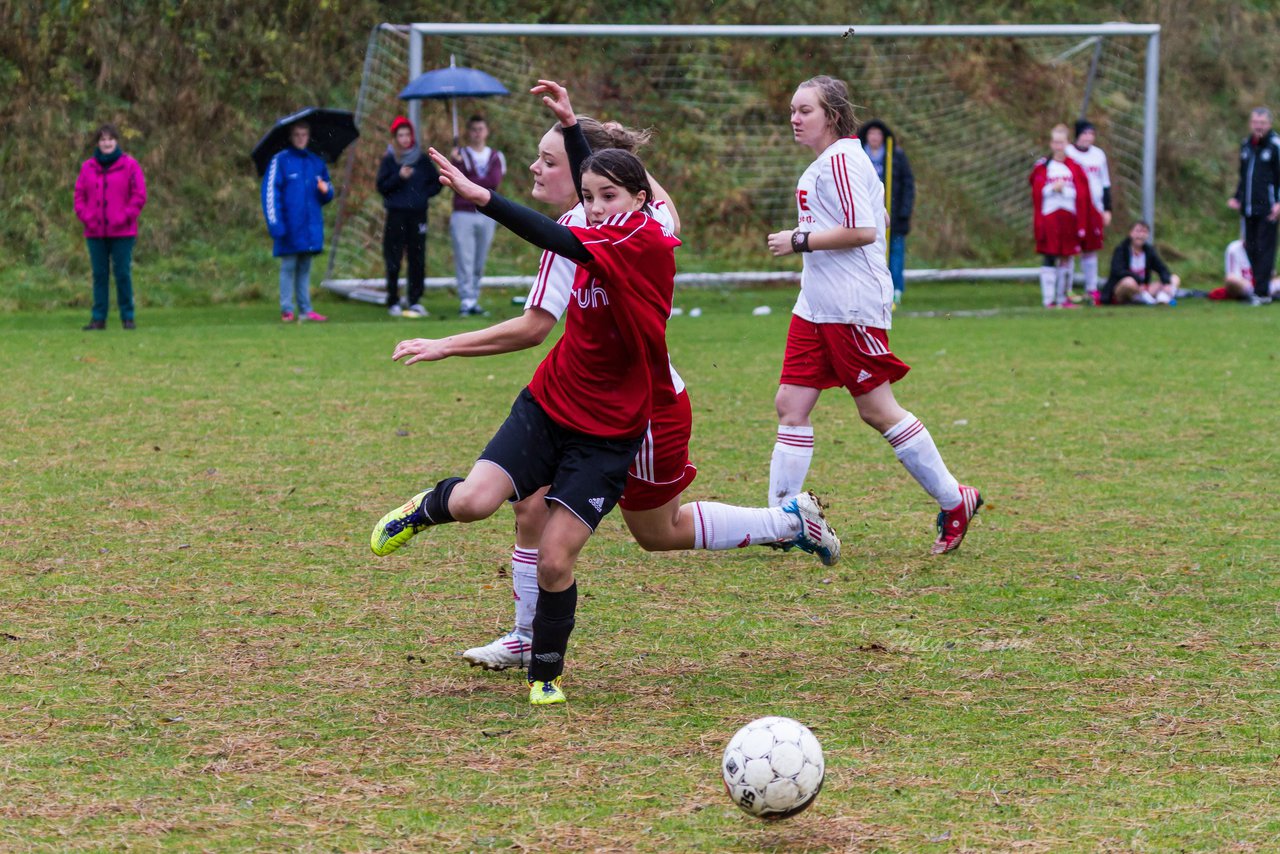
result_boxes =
[250,107,359,177]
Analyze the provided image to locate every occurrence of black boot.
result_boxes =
[82,320,106,331]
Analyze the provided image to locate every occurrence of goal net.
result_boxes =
[325,23,1158,299]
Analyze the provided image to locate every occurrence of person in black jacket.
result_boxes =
[1100,220,1180,305]
[857,119,915,306]
[376,116,441,317]
[1227,107,1280,305]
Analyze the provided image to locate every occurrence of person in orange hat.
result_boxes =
[376,116,441,317]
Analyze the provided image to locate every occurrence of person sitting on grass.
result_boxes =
[1210,238,1279,305]
[1098,220,1180,306]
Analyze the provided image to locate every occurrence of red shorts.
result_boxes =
[618,389,698,511]
[1081,219,1105,253]
[779,315,910,397]
[1035,209,1082,257]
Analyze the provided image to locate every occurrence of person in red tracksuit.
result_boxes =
[1030,124,1095,309]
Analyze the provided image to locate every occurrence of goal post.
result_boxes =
[325,22,1160,299]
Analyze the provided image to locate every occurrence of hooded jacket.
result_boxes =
[261,146,333,256]
[1234,129,1280,217]
[74,153,147,239]
[856,120,915,236]
[375,118,442,212]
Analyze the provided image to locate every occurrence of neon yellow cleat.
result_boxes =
[370,490,432,556]
[528,677,566,705]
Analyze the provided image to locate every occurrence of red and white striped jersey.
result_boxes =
[1065,143,1111,214]
[525,199,684,395]
[792,137,893,329]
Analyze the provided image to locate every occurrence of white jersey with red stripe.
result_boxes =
[793,137,893,329]
[1225,239,1253,285]
[1039,159,1080,217]
[524,199,684,395]
[1065,143,1111,214]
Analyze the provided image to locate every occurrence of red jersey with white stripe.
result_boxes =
[1065,143,1111,214]
[527,210,680,439]
[793,137,893,329]
[525,201,684,394]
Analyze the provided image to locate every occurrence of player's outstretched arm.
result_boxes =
[392,310,558,366]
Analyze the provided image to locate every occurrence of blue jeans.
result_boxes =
[450,210,497,309]
[279,253,313,314]
[888,234,906,299]
[87,237,136,322]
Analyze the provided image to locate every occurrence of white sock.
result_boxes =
[691,502,801,549]
[768,425,814,507]
[1039,266,1056,306]
[511,547,539,638]
[1056,264,1072,304]
[883,413,962,509]
[1082,253,1099,292]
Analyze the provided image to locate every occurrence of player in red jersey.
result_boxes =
[1030,124,1094,309]
[387,85,836,674]
[764,75,981,556]
[371,82,837,705]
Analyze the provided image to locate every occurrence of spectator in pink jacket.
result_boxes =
[74,124,147,330]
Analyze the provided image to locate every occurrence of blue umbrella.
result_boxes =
[398,56,509,144]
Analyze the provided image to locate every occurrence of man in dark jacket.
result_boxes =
[858,119,915,306]
[376,116,441,317]
[1228,107,1280,304]
[1100,220,1180,305]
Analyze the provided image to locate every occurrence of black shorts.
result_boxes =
[479,388,643,531]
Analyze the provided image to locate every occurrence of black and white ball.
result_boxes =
[721,716,824,819]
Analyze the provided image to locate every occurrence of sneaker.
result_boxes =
[1135,291,1158,306]
[782,491,841,567]
[405,304,429,318]
[1248,294,1271,307]
[82,320,106,331]
[281,311,295,323]
[1087,290,1102,306]
[459,305,489,317]
[462,631,531,671]
[370,489,434,556]
[528,677,566,705]
[1066,291,1085,304]
[388,304,403,318]
[122,319,136,330]
[1057,301,1081,310]
[304,311,328,323]
[931,485,983,555]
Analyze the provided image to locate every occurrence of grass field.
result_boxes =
[3,283,1278,852]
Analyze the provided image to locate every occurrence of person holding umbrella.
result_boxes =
[449,115,506,316]
[260,120,334,323]
[376,116,441,317]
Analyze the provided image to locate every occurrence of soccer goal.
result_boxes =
[324,22,1160,300]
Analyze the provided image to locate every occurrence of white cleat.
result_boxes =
[461,631,531,671]
[783,491,841,567]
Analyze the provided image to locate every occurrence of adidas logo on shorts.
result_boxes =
[857,369,873,383]
[589,497,605,512]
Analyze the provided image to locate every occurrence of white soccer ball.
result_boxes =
[721,716,824,820]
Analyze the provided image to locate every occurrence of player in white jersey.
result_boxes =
[765,75,981,556]
[1065,120,1112,304]
[1221,238,1279,303]
[388,82,839,673]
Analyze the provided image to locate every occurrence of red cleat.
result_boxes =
[932,485,983,555]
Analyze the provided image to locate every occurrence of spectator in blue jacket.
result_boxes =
[261,121,333,323]
[376,116,441,317]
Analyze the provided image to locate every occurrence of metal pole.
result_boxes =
[1080,38,1104,120]
[408,27,423,136]
[1143,31,1160,233]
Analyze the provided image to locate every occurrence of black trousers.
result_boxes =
[1243,215,1278,298]
[383,208,426,307]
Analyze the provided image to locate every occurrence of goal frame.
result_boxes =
[326,21,1161,294]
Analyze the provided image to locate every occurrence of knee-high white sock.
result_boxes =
[883,413,962,509]
[691,502,802,550]
[768,425,814,507]
[1056,263,1072,304]
[1081,253,1099,292]
[1040,266,1057,306]
[511,547,539,638]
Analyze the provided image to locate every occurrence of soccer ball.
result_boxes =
[721,716,824,820]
